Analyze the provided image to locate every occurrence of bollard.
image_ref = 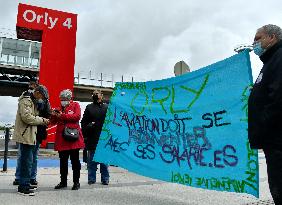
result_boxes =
[2,127,9,172]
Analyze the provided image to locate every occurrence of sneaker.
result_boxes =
[54,182,67,189]
[30,179,38,186]
[29,184,38,191]
[101,180,109,185]
[88,181,96,185]
[17,187,35,196]
[72,183,80,190]
[13,179,19,186]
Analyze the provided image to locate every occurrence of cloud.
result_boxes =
[0,97,18,125]
[1,0,281,79]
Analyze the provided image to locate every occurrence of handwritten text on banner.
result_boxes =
[94,51,258,198]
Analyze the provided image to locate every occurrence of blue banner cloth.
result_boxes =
[94,50,259,198]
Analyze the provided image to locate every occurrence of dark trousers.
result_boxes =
[58,149,81,184]
[264,148,282,204]
[19,143,35,189]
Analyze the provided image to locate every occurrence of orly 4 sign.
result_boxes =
[22,9,73,30]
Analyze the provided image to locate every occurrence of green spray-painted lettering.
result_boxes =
[195,177,250,193]
[151,87,171,114]
[170,74,209,114]
[171,171,192,186]
[130,74,209,115]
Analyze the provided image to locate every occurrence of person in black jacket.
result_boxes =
[81,89,109,185]
[33,85,51,184]
[248,24,282,204]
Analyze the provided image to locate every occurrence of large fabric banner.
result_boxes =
[94,51,259,197]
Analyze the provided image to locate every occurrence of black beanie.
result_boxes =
[35,85,49,99]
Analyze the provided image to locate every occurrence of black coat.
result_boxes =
[248,41,282,150]
[81,102,108,151]
[36,99,51,144]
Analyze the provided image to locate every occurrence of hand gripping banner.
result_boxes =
[94,50,259,197]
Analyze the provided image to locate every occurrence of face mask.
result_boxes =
[37,99,44,104]
[61,101,70,107]
[253,42,265,56]
[92,94,98,102]
[28,89,34,94]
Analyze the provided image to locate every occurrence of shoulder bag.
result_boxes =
[63,124,79,142]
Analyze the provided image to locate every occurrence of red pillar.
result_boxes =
[17,4,77,147]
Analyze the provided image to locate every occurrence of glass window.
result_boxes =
[0,37,41,68]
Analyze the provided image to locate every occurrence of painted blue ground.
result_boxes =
[0,159,84,168]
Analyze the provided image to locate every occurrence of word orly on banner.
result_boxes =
[22,9,72,29]
[130,75,209,115]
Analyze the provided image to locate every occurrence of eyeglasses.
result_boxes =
[253,37,266,45]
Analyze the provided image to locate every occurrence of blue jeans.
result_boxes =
[15,142,40,181]
[18,143,35,188]
[87,150,109,182]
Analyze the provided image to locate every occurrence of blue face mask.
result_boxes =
[253,42,265,56]
[37,99,44,104]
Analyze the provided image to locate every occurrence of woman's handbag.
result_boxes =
[63,125,79,142]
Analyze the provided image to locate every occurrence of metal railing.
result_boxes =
[0,28,16,39]
[74,71,135,88]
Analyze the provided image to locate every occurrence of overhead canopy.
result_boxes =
[0,37,41,68]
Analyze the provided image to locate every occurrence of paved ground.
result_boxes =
[0,152,274,205]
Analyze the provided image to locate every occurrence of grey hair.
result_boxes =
[59,89,72,100]
[259,24,282,41]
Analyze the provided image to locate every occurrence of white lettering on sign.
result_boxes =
[22,9,70,30]
[23,10,36,23]
[63,18,72,29]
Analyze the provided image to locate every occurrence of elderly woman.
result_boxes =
[51,89,84,190]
